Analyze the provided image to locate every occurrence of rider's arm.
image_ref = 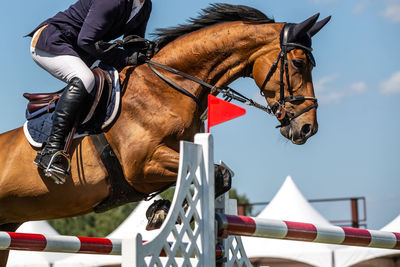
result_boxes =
[77,0,131,68]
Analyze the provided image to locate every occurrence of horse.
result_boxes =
[0,4,330,265]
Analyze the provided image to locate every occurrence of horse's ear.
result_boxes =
[292,13,320,39]
[308,16,331,37]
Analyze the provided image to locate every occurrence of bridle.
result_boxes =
[146,23,318,128]
[260,24,318,127]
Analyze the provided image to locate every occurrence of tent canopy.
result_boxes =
[243,176,337,267]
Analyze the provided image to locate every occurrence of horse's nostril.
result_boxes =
[301,124,312,137]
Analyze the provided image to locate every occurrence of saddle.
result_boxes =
[24,67,113,122]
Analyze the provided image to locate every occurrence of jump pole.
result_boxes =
[0,231,223,257]
[217,213,400,250]
[0,231,120,255]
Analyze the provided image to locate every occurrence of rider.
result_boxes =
[27,0,153,178]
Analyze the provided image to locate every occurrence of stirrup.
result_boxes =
[44,151,71,184]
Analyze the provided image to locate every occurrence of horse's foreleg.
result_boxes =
[139,145,181,193]
[0,223,21,267]
[141,145,232,196]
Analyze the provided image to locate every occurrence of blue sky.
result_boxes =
[0,0,399,229]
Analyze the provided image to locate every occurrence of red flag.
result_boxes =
[207,95,246,132]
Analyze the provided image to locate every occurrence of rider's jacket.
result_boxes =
[27,0,152,69]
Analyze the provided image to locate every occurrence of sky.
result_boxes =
[0,0,399,230]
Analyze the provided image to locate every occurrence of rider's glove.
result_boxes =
[126,51,148,66]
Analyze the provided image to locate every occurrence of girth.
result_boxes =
[91,133,149,213]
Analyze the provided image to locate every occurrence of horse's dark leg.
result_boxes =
[0,223,21,267]
[214,164,232,199]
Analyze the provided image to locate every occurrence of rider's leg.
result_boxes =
[30,39,95,178]
[33,77,88,174]
[30,47,95,93]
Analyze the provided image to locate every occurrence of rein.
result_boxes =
[146,60,272,114]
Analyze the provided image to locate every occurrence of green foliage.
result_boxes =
[48,202,138,237]
[160,187,176,201]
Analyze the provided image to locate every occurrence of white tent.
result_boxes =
[54,197,161,267]
[334,215,400,267]
[242,176,338,267]
[7,220,70,267]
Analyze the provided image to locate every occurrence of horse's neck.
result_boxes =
[154,22,283,90]
[119,22,283,97]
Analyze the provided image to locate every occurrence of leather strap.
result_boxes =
[91,133,148,213]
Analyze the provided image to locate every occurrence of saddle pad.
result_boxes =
[23,64,121,148]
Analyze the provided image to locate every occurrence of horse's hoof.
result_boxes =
[146,209,168,230]
[146,199,171,230]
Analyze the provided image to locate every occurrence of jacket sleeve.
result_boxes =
[77,0,130,68]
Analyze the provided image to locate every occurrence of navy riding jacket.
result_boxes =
[28,0,152,69]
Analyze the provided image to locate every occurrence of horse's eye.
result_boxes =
[292,60,305,69]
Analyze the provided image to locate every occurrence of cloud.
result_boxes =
[351,0,400,23]
[314,74,340,93]
[314,75,367,104]
[349,81,367,94]
[380,70,400,95]
[318,91,345,104]
[353,2,368,14]
[382,2,400,23]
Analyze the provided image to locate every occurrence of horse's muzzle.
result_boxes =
[280,120,318,145]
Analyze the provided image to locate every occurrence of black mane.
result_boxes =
[152,3,274,49]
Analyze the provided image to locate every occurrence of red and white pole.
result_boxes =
[0,231,120,254]
[216,213,400,250]
[0,231,224,257]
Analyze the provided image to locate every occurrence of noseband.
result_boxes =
[260,24,318,128]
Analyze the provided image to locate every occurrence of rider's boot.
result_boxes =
[34,77,88,183]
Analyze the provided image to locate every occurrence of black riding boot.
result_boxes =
[34,77,88,183]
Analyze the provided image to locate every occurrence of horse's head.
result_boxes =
[253,14,331,145]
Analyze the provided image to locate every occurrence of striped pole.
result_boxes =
[0,231,120,255]
[0,231,223,257]
[216,213,400,250]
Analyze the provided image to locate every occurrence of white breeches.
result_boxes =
[30,31,95,93]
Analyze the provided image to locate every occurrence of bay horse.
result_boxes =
[0,4,330,265]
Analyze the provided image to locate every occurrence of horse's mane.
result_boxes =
[152,3,274,49]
